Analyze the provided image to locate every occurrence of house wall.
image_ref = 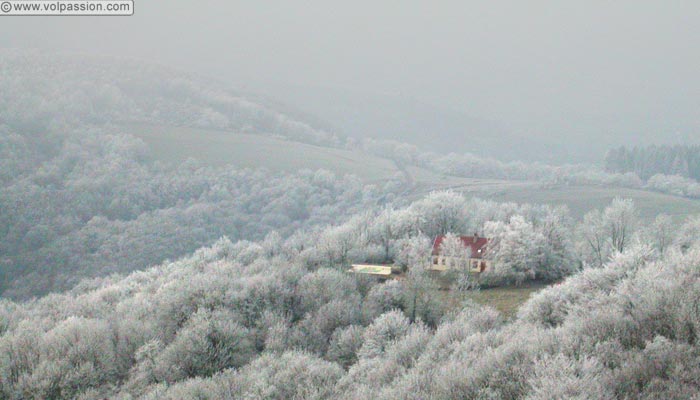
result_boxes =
[430,256,490,272]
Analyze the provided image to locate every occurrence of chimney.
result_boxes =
[473,233,478,243]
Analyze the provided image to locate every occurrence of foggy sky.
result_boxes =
[2,1,700,161]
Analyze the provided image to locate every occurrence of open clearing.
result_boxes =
[126,124,400,183]
[125,124,700,221]
[433,275,550,319]
[466,282,550,318]
[451,183,700,220]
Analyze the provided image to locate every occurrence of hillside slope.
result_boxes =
[127,124,400,183]
[0,50,341,148]
[126,124,700,220]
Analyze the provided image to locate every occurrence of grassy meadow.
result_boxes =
[127,124,400,182]
[124,124,700,221]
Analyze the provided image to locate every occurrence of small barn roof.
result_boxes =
[432,235,489,259]
[349,264,393,276]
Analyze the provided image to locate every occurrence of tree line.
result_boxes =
[605,145,700,181]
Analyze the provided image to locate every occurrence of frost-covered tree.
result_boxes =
[674,216,700,252]
[604,197,638,253]
[579,198,639,268]
[539,206,577,280]
[217,351,343,400]
[370,207,398,262]
[317,223,360,268]
[641,214,675,256]
[357,310,411,360]
[579,208,608,268]
[394,234,432,269]
[403,264,443,325]
[152,309,254,383]
[327,325,365,368]
[409,191,468,238]
[484,216,546,285]
[362,280,405,322]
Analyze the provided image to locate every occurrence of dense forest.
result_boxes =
[0,192,698,399]
[605,145,700,181]
[0,127,402,298]
[0,51,406,298]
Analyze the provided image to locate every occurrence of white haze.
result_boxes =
[2,0,700,162]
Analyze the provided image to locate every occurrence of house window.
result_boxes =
[433,257,438,265]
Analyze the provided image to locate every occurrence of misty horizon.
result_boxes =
[3,1,700,163]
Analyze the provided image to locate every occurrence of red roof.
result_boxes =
[432,235,489,259]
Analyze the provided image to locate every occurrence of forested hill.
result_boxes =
[0,128,400,298]
[1,192,700,398]
[0,51,405,298]
[0,50,340,147]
